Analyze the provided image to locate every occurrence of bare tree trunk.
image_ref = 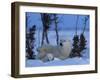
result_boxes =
[41,13,51,45]
[75,16,79,35]
[82,16,89,34]
[45,30,49,44]
[41,29,45,45]
[55,21,59,45]
[54,14,59,45]
[40,14,45,45]
[82,23,86,34]
[41,30,49,45]
[26,13,28,48]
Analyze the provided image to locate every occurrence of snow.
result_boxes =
[26,48,89,67]
[26,57,89,67]
[26,30,90,67]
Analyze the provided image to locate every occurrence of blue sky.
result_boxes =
[26,12,90,31]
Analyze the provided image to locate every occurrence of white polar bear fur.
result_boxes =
[40,53,54,62]
[37,39,72,62]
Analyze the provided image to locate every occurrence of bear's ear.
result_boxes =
[60,42,63,46]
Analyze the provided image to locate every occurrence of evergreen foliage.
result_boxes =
[70,35,81,57]
[79,33,87,52]
[26,25,36,59]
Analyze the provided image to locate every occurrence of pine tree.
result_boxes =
[70,16,81,57]
[70,35,81,57]
[79,34,87,52]
[79,16,88,52]
[26,25,36,59]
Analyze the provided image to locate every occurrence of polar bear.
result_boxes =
[37,39,72,62]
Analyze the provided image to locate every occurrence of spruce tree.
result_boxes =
[70,16,81,57]
[79,16,88,53]
[26,25,36,59]
[70,35,81,57]
[79,33,87,52]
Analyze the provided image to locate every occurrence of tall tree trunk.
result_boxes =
[82,22,86,34]
[45,30,49,44]
[82,16,89,34]
[40,14,45,45]
[26,13,28,57]
[75,16,79,35]
[41,13,51,45]
[41,28,45,45]
[54,14,59,45]
[55,20,59,45]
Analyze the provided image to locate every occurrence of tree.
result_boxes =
[70,16,81,57]
[79,33,87,52]
[26,25,36,59]
[70,35,81,57]
[82,16,89,34]
[53,14,59,45]
[41,13,52,45]
[79,16,89,52]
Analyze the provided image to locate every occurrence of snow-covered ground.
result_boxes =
[26,30,90,67]
[26,57,89,67]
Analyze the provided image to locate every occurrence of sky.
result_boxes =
[26,12,90,31]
